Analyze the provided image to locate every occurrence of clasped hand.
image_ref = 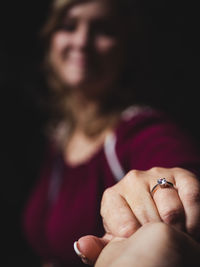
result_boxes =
[76,167,200,265]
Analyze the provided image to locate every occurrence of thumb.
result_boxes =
[74,234,113,265]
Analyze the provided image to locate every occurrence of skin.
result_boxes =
[49,0,125,99]
[95,223,200,267]
[48,0,125,165]
[100,167,200,238]
[77,168,200,265]
[47,1,200,266]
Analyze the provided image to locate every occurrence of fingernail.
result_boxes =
[73,241,91,265]
[74,241,82,257]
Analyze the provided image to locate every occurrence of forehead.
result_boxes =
[65,0,114,20]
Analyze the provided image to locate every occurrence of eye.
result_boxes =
[93,20,117,37]
[59,19,77,32]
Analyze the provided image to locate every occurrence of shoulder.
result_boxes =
[115,105,200,172]
[116,105,174,139]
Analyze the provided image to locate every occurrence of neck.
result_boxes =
[69,92,100,130]
[68,92,119,137]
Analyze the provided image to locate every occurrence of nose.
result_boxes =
[73,23,91,49]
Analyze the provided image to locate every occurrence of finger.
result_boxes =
[120,171,161,224]
[126,191,162,225]
[95,237,127,267]
[151,178,185,231]
[74,234,112,265]
[101,187,141,237]
[174,168,200,239]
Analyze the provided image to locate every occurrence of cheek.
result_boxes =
[50,32,71,62]
[95,37,118,54]
[96,37,124,70]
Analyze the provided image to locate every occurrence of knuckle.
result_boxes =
[174,167,187,173]
[149,166,164,174]
[161,209,184,225]
[124,169,141,184]
[173,167,192,175]
[150,166,161,172]
[101,187,115,204]
[183,190,200,204]
[100,187,115,214]
[102,187,115,200]
[127,169,140,178]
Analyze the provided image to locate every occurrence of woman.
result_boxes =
[23,0,200,266]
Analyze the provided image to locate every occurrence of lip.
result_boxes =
[68,53,89,67]
[69,58,87,67]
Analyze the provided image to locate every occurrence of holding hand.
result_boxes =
[101,167,200,238]
[75,167,200,265]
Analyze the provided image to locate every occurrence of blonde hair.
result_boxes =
[40,0,147,143]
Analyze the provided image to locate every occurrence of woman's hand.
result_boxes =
[75,167,200,265]
[101,167,200,238]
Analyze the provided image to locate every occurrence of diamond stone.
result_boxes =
[157,178,167,185]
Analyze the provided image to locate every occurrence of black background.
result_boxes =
[1,0,200,266]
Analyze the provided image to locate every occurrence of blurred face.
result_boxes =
[49,0,125,97]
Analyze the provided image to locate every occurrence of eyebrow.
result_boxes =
[63,15,119,28]
[64,7,117,20]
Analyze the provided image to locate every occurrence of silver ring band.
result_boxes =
[151,178,174,194]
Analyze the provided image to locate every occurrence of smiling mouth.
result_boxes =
[69,57,88,67]
[67,52,89,66]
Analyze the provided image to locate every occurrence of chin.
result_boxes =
[62,71,96,88]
